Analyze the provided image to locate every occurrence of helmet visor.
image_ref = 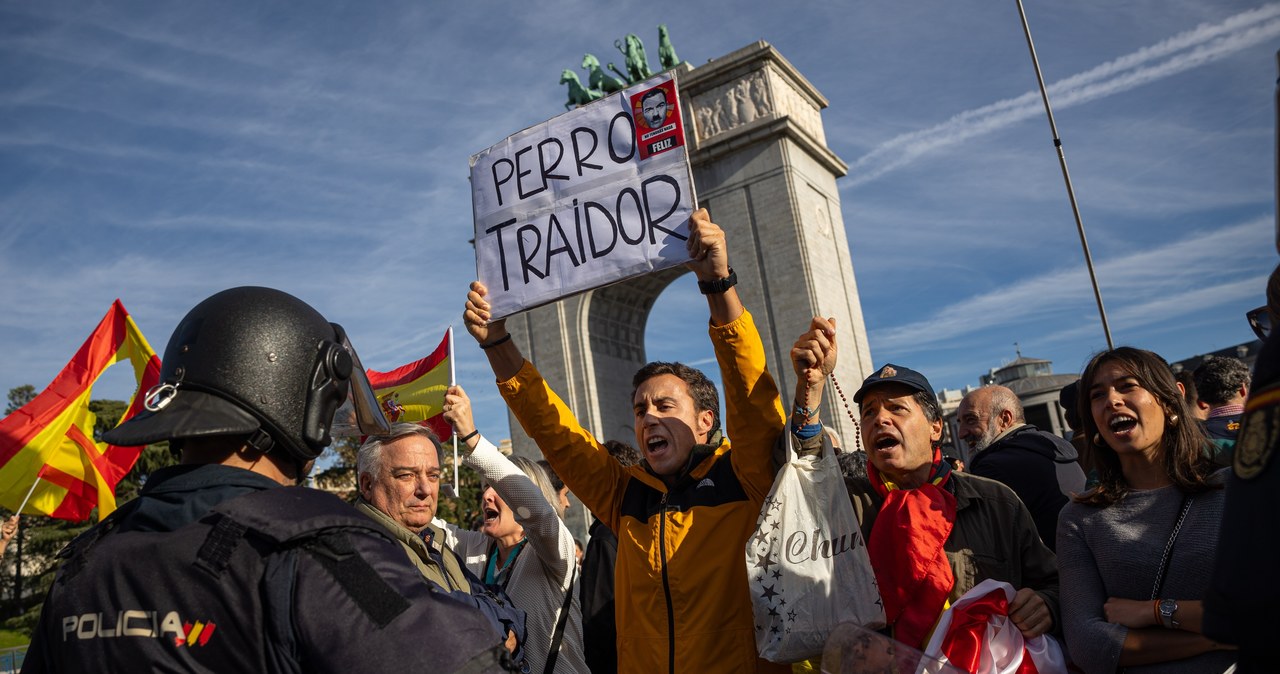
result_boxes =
[329,324,392,438]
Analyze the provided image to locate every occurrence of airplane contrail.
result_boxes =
[846,4,1280,188]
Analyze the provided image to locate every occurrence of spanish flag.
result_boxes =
[366,328,452,442]
[0,300,161,521]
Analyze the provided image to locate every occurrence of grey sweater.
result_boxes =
[1057,474,1235,673]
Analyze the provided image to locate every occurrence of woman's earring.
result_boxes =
[1092,433,1104,446]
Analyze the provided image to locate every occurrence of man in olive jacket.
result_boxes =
[356,423,473,592]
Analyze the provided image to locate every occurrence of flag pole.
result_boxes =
[14,473,41,518]
[1014,0,1114,350]
[448,326,459,495]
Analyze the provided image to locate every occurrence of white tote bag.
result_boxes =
[747,431,885,663]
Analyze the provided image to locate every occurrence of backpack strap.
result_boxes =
[195,514,250,577]
[209,487,411,627]
[300,529,409,628]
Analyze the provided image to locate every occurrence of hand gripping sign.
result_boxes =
[469,73,696,320]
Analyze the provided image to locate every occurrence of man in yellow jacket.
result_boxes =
[464,209,789,674]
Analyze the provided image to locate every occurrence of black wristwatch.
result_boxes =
[1158,598,1180,629]
[697,267,738,294]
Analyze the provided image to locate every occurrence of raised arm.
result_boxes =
[461,287,629,530]
[684,208,743,328]
[690,211,785,496]
[790,318,837,433]
[465,281,522,382]
[444,385,576,587]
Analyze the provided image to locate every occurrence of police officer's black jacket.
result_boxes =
[22,463,511,673]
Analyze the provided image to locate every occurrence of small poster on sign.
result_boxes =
[630,79,684,160]
[469,72,696,320]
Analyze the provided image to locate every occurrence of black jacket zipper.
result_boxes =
[659,492,675,673]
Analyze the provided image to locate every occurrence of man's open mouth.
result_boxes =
[874,436,900,451]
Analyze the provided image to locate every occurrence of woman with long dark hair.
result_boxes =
[1057,347,1236,672]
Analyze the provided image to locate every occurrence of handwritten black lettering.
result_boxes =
[515,146,543,200]
[607,111,636,164]
[544,212,581,270]
[485,218,519,291]
[491,159,515,207]
[641,175,685,244]
[516,224,546,284]
[585,200,617,258]
[616,188,645,246]
[570,127,601,177]
[537,138,569,186]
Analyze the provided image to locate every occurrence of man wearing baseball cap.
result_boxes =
[852,363,1060,647]
[787,322,1059,652]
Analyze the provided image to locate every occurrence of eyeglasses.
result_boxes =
[1247,305,1271,341]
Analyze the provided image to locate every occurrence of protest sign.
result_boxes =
[470,72,696,319]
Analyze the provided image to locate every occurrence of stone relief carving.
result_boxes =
[772,77,824,144]
[692,70,773,142]
[689,67,828,145]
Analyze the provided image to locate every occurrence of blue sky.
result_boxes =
[2,1,1276,447]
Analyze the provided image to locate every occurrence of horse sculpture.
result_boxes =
[583,54,627,94]
[561,69,601,110]
[614,33,652,84]
[658,25,681,70]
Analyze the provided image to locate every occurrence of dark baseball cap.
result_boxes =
[853,363,937,406]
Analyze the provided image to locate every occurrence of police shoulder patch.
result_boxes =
[1235,385,1280,480]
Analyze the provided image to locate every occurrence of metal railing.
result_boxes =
[0,645,25,674]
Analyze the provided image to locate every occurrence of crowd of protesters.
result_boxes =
[18,208,1272,674]
[434,209,1255,672]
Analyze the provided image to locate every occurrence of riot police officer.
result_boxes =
[23,287,512,673]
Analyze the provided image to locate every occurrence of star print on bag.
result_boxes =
[746,432,886,662]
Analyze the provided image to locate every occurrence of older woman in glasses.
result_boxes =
[440,385,589,674]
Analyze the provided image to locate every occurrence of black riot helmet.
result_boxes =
[104,286,387,461]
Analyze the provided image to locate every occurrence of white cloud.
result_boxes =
[869,217,1273,352]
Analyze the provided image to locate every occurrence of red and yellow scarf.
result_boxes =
[867,447,957,649]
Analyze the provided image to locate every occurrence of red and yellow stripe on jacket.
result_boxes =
[499,310,789,674]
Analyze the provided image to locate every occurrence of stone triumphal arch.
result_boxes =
[504,41,874,467]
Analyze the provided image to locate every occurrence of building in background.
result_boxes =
[1169,341,1263,375]
[938,341,1263,462]
[940,354,1081,463]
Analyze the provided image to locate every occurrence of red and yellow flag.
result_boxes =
[366,328,452,442]
[0,300,161,521]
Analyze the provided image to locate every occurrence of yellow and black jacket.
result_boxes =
[498,310,789,674]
